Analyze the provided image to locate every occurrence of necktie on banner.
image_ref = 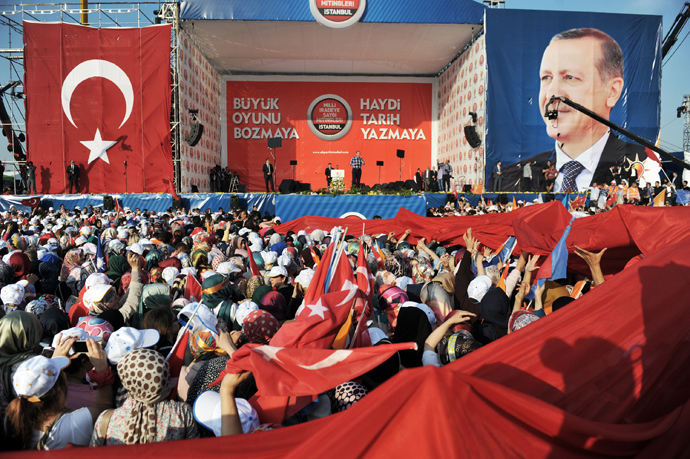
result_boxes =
[23,22,173,194]
[536,215,575,287]
[560,161,585,193]
[211,342,416,397]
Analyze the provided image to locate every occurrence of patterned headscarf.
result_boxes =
[0,311,43,400]
[328,381,368,413]
[189,319,229,362]
[245,276,264,304]
[117,349,172,444]
[242,310,279,344]
[60,249,84,281]
[145,249,165,271]
[76,316,114,342]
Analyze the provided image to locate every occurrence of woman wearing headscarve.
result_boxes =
[473,287,512,345]
[242,310,279,345]
[9,252,32,282]
[245,275,265,305]
[391,307,432,368]
[106,254,129,285]
[431,272,455,296]
[38,261,60,295]
[90,348,199,445]
[191,249,210,271]
[420,282,454,325]
[0,261,15,290]
[0,311,43,415]
[201,274,244,329]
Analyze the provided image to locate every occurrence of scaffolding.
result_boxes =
[0,1,183,193]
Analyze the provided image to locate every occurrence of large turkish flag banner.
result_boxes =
[24,22,173,194]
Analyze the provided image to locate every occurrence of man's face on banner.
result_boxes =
[538,36,623,147]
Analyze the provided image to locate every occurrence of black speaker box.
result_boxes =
[544,193,555,202]
[103,195,114,211]
[396,149,405,158]
[236,184,247,193]
[230,195,241,209]
[186,123,204,147]
[464,125,482,148]
[405,179,420,191]
[279,179,297,194]
[497,194,509,205]
[298,182,311,192]
[267,137,282,148]
[191,185,199,193]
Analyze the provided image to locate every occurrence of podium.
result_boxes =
[331,169,345,191]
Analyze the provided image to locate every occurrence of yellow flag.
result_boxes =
[653,189,666,207]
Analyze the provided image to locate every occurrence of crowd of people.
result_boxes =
[0,196,668,450]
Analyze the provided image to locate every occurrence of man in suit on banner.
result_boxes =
[500,28,646,193]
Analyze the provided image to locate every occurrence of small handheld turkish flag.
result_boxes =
[20,197,40,208]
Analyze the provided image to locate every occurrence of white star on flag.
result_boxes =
[254,345,284,363]
[81,129,117,164]
[306,299,329,320]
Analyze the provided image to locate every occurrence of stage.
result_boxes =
[0,191,588,219]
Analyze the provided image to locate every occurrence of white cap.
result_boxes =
[238,228,251,236]
[85,273,112,290]
[117,229,129,239]
[177,303,218,335]
[193,390,259,436]
[395,276,414,291]
[126,243,144,255]
[261,251,278,266]
[216,262,241,277]
[294,268,314,289]
[162,267,180,286]
[83,284,113,312]
[80,226,93,235]
[235,301,259,327]
[267,266,288,278]
[51,327,102,355]
[181,267,197,277]
[13,355,71,401]
[468,275,493,304]
[1,283,24,306]
[105,327,160,365]
[74,235,87,246]
[401,301,437,325]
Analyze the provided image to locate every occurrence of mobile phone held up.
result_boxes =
[73,340,89,353]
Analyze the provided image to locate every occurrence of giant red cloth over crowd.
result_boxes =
[0,200,688,456]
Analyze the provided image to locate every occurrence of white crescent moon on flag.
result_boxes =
[61,59,134,129]
[297,350,352,370]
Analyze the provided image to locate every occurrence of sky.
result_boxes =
[0,0,687,169]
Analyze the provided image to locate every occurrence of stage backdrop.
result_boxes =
[484,10,662,185]
[437,35,486,188]
[23,22,174,194]
[179,31,223,193]
[225,81,432,191]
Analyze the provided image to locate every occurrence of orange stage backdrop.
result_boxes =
[226,81,432,192]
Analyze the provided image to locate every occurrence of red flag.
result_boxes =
[184,274,202,302]
[644,146,663,166]
[165,328,189,400]
[20,197,40,208]
[114,197,124,214]
[356,246,374,303]
[23,22,173,194]
[247,250,262,277]
[606,193,617,207]
[271,243,358,349]
[570,195,586,210]
[212,342,415,396]
[452,188,459,201]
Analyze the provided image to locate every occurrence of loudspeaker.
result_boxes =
[376,161,384,167]
[237,184,247,193]
[103,195,114,211]
[445,193,457,204]
[191,185,199,193]
[405,179,420,191]
[396,149,405,158]
[185,123,204,147]
[463,184,472,193]
[230,195,241,209]
[544,193,555,202]
[464,125,482,148]
[298,182,311,192]
[279,179,297,194]
[497,194,508,205]
[267,137,282,148]
[392,181,406,191]
[289,160,297,166]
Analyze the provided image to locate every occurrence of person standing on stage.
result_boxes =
[25,161,37,194]
[350,151,364,188]
[67,160,80,193]
[263,158,275,193]
[325,162,333,189]
[443,160,453,192]
[415,168,423,190]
